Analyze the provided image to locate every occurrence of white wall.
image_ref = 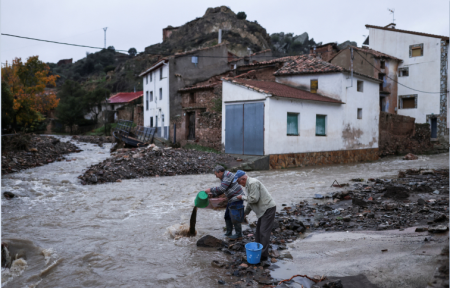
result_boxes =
[275,73,345,101]
[221,81,270,151]
[143,64,170,139]
[368,28,441,123]
[222,74,380,155]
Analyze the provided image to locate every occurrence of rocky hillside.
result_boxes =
[145,6,271,57]
[48,6,356,94]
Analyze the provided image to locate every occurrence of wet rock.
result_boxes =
[383,186,409,199]
[211,260,225,268]
[352,198,368,207]
[197,235,228,248]
[415,227,428,232]
[428,225,448,233]
[403,153,418,160]
[418,198,426,206]
[3,192,15,199]
[434,214,448,222]
[218,279,226,285]
[323,279,343,288]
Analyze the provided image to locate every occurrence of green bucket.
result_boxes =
[194,191,209,208]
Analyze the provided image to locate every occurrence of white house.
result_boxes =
[365,23,449,140]
[139,59,170,139]
[221,55,382,169]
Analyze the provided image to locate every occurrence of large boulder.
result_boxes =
[197,235,228,248]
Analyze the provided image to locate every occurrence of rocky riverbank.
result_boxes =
[71,135,114,147]
[78,145,239,185]
[198,168,449,287]
[1,135,81,175]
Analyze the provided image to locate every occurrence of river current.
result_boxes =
[1,136,448,287]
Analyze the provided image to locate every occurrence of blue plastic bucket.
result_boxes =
[229,204,244,224]
[245,242,263,264]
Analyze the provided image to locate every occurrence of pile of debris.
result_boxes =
[1,135,81,174]
[78,145,237,185]
[71,135,114,147]
[292,168,449,232]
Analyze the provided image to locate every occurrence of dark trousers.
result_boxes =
[224,200,243,220]
[255,206,276,258]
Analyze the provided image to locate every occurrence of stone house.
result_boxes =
[330,46,403,114]
[139,43,231,139]
[221,55,382,169]
[173,83,223,150]
[108,91,143,122]
[365,23,449,142]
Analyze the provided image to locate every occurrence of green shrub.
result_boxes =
[237,12,247,20]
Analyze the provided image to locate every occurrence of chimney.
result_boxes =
[218,29,222,44]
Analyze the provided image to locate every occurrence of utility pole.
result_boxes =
[103,27,108,48]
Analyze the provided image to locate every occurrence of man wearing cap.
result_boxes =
[205,165,245,240]
[235,170,276,261]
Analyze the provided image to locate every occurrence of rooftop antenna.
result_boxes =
[388,8,395,23]
[103,27,108,48]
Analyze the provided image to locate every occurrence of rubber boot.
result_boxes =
[224,219,233,237]
[228,222,243,240]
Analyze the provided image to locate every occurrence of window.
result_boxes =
[378,73,385,91]
[380,60,385,69]
[357,108,362,119]
[400,95,417,109]
[410,44,423,58]
[316,115,326,136]
[146,75,148,84]
[160,67,163,80]
[159,88,162,100]
[150,117,153,127]
[189,92,195,104]
[357,80,364,92]
[399,67,409,77]
[146,92,149,110]
[310,79,318,93]
[150,91,153,102]
[150,72,152,82]
[287,113,299,136]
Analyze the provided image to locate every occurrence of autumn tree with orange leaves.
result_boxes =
[1,56,59,129]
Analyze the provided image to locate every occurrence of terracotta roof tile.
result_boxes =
[178,82,220,92]
[365,25,449,41]
[223,78,344,104]
[274,54,345,76]
[108,91,143,104]
[238,56,298,68]
[275,54,382,83]
[250,49,272,56]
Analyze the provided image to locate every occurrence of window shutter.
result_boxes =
[412,48,422,57]
[316,115,326,136]
[311,80,318,93]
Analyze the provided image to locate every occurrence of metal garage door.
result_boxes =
[225,103,264,155]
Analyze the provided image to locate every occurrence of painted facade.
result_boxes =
[222,72,380,157]
[142,61,170,138]
[366,25,449,140]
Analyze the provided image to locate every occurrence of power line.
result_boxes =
[353,48,443,94]
[1,33,128,52]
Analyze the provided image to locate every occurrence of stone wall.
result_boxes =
[171,85,223,150]
[438,40,449,143]
[269,148,379,169]
[116,104,143,126]
[379,112,433,156]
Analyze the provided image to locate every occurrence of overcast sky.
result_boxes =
[1,0,449,64]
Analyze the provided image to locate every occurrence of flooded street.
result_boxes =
[2,137,448,287]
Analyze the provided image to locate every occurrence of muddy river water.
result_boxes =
[1,136,449,287]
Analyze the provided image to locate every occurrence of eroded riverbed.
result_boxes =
[2,136,448,287]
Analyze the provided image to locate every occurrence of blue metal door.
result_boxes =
[225,103,264,155]
[244,103,264,155]
[225,104,243,154]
